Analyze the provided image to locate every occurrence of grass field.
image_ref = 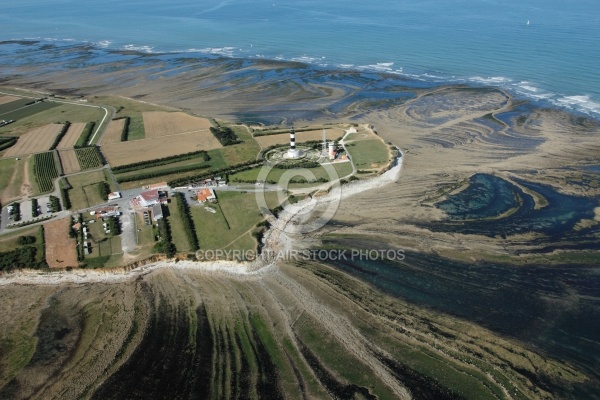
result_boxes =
[65,170,111,210]
[0,158,18,195]
[166,196,192,253]
[345,139,390,170]
[0,227,39,252]
[254,127,344,148]
[230,162,353,185]
[215,125,261,165]
[191,190,281,251]
[0,101,104,137]
[85,220,122,258]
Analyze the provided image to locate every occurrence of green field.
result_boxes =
[166,196,192,252]
[0,101,104,137]
[85,220,122,258]
[32,152,59,194]
[0,227,39,252]
[229,162,353,186]
[0,158,18,195]
[215,125,261,165]
[65,170,112,210]
[345,139,389,170]
[191,190,281,251]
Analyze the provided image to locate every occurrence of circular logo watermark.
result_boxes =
[255,157,342,234]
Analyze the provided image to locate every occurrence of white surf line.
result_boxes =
[0,142,404,285]
[0,260,272,286]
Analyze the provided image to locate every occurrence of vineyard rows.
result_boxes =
[33,152,58,193]
[76,147,104,170]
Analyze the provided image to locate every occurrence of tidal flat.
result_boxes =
[0,42,599,398]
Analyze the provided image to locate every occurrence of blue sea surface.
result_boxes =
[0,0,599,117]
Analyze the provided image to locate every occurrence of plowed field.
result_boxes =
[0,95,20,105]
[101,119,126,144]
[56,122,86,150]
[254,128,344,148]
[4,124,64,157]
[44,217,78,269]
[59,149,81,174]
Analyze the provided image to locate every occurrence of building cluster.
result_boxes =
[130,189,168,222]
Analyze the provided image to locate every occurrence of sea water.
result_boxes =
[1,0,599,117]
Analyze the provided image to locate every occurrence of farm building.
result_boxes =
[196,188,216,203]
[152,204,164,221]
[107,192,121,200]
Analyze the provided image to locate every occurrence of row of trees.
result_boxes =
[111,149,210,173]
[0,136,17,151]
[173,193,199,251]
[168,160,263,188]
[210,126,240,146]
[115,162,211,183]
[119,116,131,141]
[153,218,176,258]
[98,181,111,201]
[49,121,71,150]
[74,121,96,148]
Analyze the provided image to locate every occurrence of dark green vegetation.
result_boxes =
[0,136,18,151]
[75,146,104,169]
[118,116,130,141]
[153,217,176,258]
[9,201,21,221]
[98,181,110,201]
[48,195,61,213]
[49,121,70,150]
[31,198,38,218]
[167,160,263,188]
[74,121,95,148]
[210,125,240,146]
[0,99,59,122]
[0,227,46,270]
[32,151,58,193]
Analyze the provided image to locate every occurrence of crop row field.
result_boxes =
[75,147,104,170]
[56,122,86,150]
[33,152,59,193]
[4,124,64,157]
[101,118,126,144]
[102,130,223,167]
[58,150,81,175]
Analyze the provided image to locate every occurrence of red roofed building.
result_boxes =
[136,189,167,208]
[196,188,216,203]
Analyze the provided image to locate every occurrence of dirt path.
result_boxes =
[19,156,33,198]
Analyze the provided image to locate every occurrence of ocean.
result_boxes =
[1,0,599,118]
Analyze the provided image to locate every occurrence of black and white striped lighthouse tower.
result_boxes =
[286,126,302,158]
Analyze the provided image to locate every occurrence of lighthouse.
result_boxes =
[285,126,303,159]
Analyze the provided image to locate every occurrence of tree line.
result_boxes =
[173,193,199,251]
[49,121,71,150]
[210,126,241,146]
[111,149,210,173]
